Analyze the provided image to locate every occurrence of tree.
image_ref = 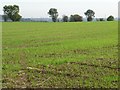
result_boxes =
[11,13,22,21]
[99,18,105,21]
[84,9,95,21]
[62,15,68,22]
[2,15,8,22]
[96,18,105,21]
[70,15,74,22]
[69,14,83,22]
[107,15,114,21]
[48,8,58,22]
[3,5,22,21]
[73,14,83,22]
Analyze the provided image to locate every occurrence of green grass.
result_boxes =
[2,21,118,88]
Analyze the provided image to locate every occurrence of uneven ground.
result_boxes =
[2,21,118,88]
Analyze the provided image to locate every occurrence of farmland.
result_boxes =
[2,21,118,88]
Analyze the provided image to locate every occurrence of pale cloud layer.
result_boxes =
[0,0,119,18]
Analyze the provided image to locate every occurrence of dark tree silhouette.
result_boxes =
[48,8,58,22]
[84,9,95,21]
[3,5,22,21]
[62,15,68,22]
[107,15,114,21]
[70,14,83,22]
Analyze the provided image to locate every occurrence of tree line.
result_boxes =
[2,5,115,22]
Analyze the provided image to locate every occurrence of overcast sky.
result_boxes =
[0,0,119,18]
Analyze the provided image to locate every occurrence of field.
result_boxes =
[2,21,118,88]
